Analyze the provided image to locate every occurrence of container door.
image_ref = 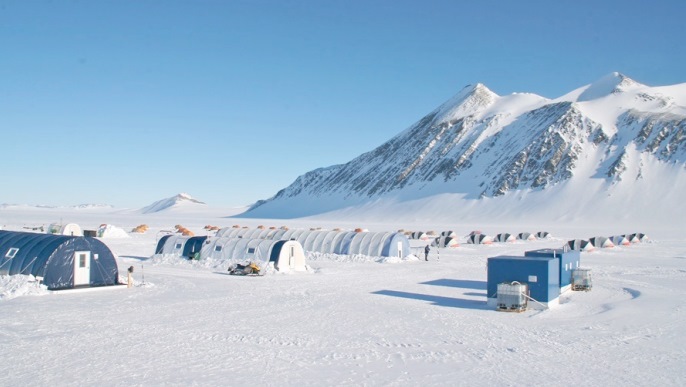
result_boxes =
[74,251,91,286]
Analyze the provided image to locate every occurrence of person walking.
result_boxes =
[424,244,430,261]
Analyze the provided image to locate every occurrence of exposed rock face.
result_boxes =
[245,73,686,216]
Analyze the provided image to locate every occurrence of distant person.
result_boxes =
[424,245,430,261]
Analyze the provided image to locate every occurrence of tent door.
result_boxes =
[289,246,295,268]
[397,242,403,259]
[74,251,91,286]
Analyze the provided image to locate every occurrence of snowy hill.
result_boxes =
[139,193,206,214]
[242,73,686,223]
[0,203,113,210]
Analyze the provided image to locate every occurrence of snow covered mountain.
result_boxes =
[242,73,686,223]
[139,193,206,214]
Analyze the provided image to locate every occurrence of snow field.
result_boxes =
[1,221,684,386]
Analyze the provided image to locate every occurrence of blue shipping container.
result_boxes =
[525,248,580,291]
[487,255,560,308]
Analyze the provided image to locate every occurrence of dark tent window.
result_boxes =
[215,245,222,252]
[247,247,256,254]
[6,247,19,258]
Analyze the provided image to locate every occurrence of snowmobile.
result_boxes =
[227,262,262,276]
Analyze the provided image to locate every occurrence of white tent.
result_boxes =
[494,233,516,243]
[97,224,130,238]
[409,231,429,241]
[440,231,457,238]
[610,235,631,246]
[589,236,615,249]
[536,231,550,239]
[432,236,460,248]
[466,233,494,245]
[567,239,595,252]
[156,234,193,255]
[215,227,280,239]
[217,228,410,259]
[200,237,307,273]
[284,230,409,258]
[517,232,536,241]
[625,233,649,243]
[47,223,83,236]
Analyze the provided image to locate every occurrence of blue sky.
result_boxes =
[1,0,684,208]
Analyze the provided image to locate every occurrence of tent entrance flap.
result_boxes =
[74,251,91,286]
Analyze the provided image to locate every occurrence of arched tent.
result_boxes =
[47,223,83,236]
[0,230,119,290]
[467,233,494,245]
[306,230,409,258]
[567,239,595,252]
[182,236,209,258]
[155,235,193,256]
[536,231,550,239]
[216,227,279,240]
[155,234,172,254]
[494,233,516,243]
[589,236,615,249]
[440,231,457,238]
[432,236,460,248]
[517,232,536,241]
[200,237,306,273]
[610,235,631,246]
[215,228,410,258]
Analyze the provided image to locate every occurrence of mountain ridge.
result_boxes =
[241,73,686,221]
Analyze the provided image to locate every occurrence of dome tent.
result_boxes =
[517,232,536,241]
[567,239,595,252]
[610,235,631,246]
[589,236,615,249]
[409,231,429,241]
[494,233,516,243]
[467,233,493,245]
[626,233,648,243]
[0,230,119,290]
[200,237,306,273]
[432,236,460,248]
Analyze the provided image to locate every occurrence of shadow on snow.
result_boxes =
[371,289,490,310]
[372,277,489,310]
[419,278,486,290]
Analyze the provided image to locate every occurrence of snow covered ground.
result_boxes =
[1,207,685,386]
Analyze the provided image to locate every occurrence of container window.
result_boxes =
[6,248,19,258]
